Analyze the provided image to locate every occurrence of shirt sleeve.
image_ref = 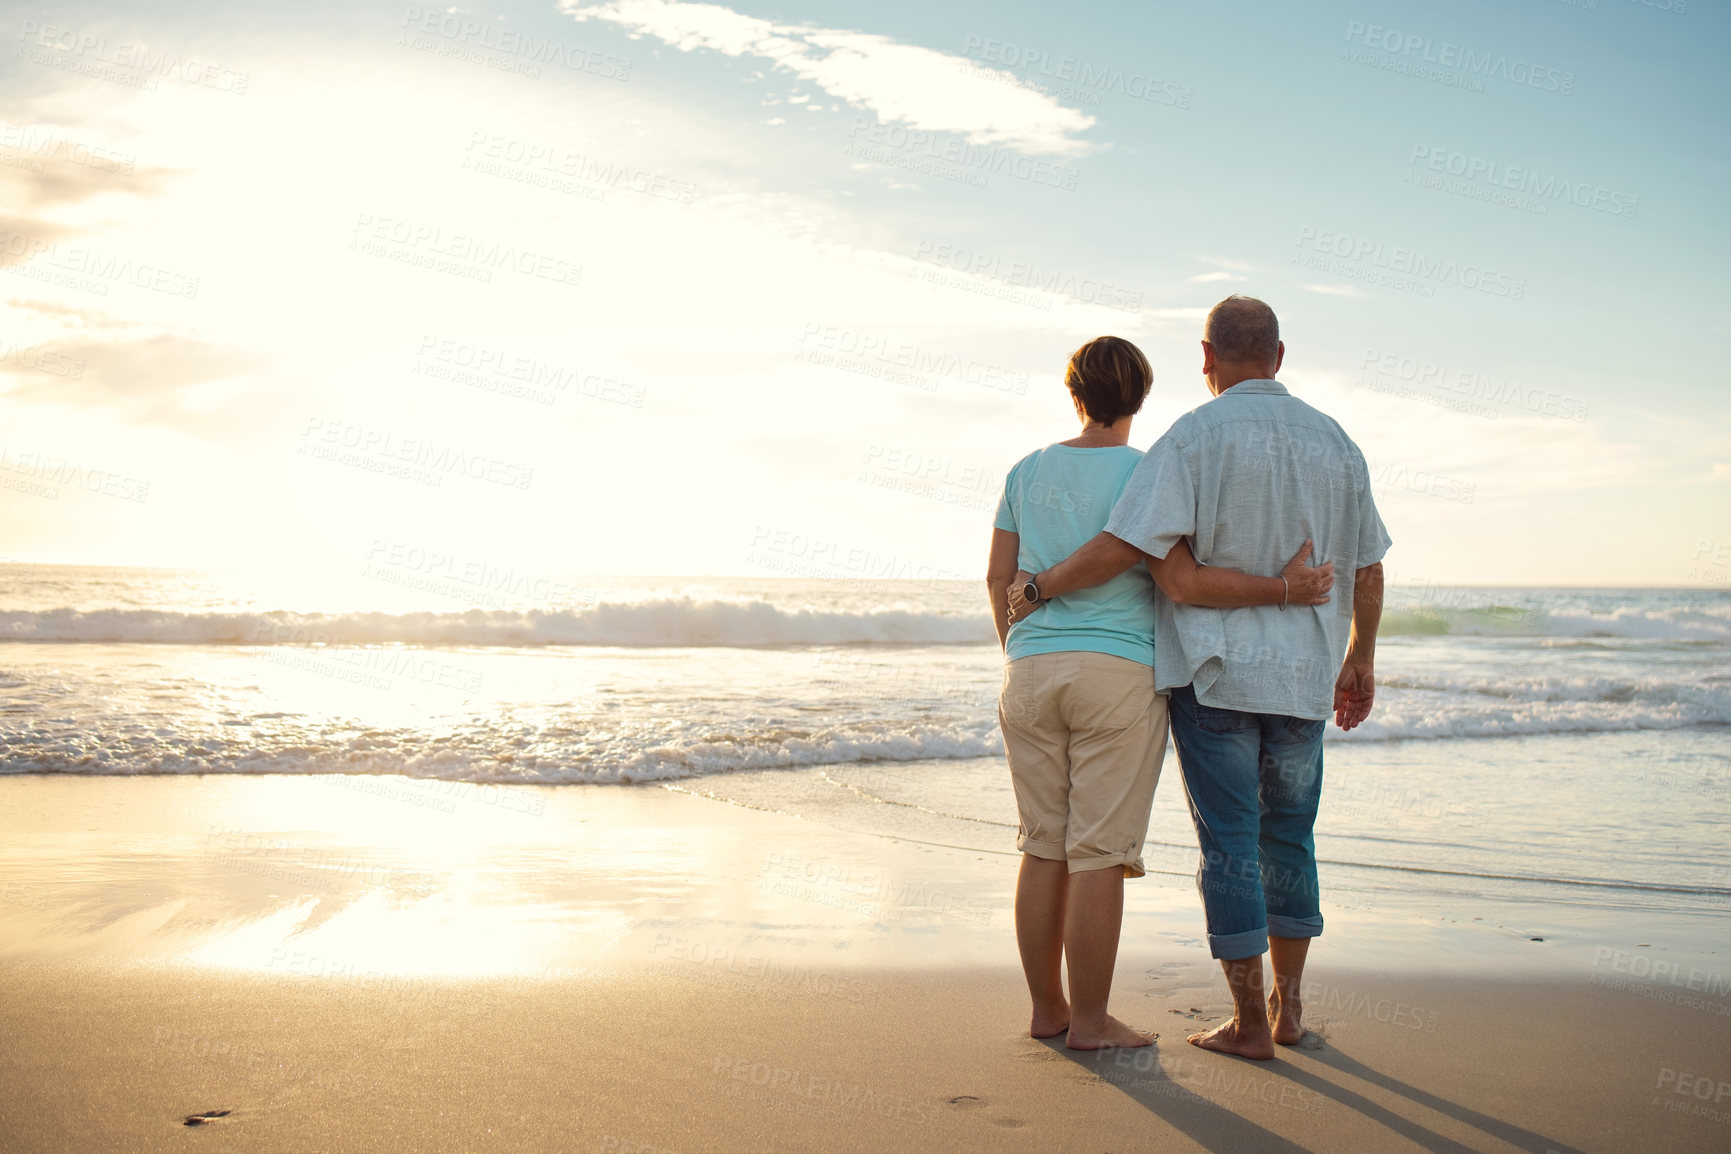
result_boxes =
[992,459,1019,532]
[1349,444,1393,567]
[1356,488,1393,567]
[1104,426,1196,560]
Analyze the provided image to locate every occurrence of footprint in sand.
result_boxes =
[183,1110,231,1126]
[1019,1047,1066,1063]
[1168,1007,1210,1020]
[947,1095,986,1109]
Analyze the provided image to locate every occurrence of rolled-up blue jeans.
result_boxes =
[1167,683,1326,960]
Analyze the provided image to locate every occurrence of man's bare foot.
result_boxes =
[1186,1018,1275,1060]
[1066,1014,1153,1051]
[1267,991,1305,1045]
[1030,1000,1070,1039]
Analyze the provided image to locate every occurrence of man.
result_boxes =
[1007,296,1390,1059]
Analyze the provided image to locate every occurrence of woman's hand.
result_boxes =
[1006,570,1042,623]
[1281,541,1334,606]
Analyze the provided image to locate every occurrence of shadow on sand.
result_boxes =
[1048,1035,1588,1154]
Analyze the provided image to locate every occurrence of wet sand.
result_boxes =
[0,774,1726,1152]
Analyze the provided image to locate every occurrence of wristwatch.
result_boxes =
[1022,577,1043,605]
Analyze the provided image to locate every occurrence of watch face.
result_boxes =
[1023,581,1039,602]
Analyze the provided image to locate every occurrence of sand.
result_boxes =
[1,773,1727,1153]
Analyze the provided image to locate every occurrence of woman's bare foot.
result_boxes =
[1030,1000,1070,1039]
[1267,991,1305,1045]
[1186,1018,1275,1060]
[1066,1014,1153,1051]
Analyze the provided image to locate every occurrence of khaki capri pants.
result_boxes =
[998,651,1170,878]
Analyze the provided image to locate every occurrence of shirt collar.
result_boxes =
[1221,378,1289,396]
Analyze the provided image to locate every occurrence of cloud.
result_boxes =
[0,214,75,268]
[1193,254,1252,271]
[558,0,1096,156]
[1301,283,1363,298]
[0,152,175,211]
[4,298,138,331]
[1187,271,1245,284]
[0,130,179,268]
[2,333,265,428]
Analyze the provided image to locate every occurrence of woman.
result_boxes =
[986,335,1332,1050]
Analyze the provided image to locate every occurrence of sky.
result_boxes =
[1,0,1727,587]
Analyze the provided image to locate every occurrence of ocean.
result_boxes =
[2,563,1727,938]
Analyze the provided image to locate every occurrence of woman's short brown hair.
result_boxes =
[1065,336,1152,425]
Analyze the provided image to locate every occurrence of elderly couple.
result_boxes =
[987,296,1390,1059]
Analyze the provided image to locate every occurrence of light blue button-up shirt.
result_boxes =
[1105,379,1392,719]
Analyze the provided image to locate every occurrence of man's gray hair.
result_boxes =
[1205,296,1280,365]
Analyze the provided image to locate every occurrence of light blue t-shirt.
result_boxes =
[993,444,1156,666]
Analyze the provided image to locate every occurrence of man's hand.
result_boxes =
[1333,660,1375,730]
[1335,562,1382,729]
[1281,540,1334,606]
[1006,570,1043,624]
